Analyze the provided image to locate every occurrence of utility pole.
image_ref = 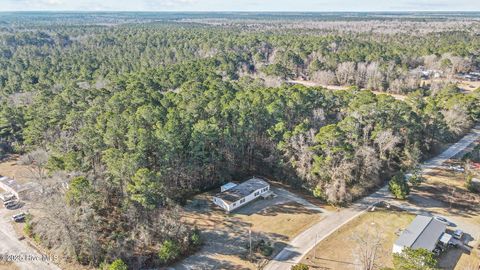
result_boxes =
[249,228,252,259]
[314,233,317,259]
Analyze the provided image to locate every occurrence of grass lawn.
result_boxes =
[178,191,324,269]
[233,202,323,241]
[0,156,34,184]
[301,208,415,270]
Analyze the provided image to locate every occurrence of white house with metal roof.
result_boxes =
[212,177,270,212]
[393,215,446,254]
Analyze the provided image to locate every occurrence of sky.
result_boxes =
[0,0,479,12]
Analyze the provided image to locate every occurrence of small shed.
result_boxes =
[439,232,452,247]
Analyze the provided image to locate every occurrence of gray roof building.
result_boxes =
[393,215,446,253]
[214,178,269,204]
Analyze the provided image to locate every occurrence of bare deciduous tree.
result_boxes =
[18,149,49,184]
[351,226,384,270]
[374,130,401,161]
[325,160,355,203]
[336,62,356,85]
[311,70,337,85]
[442,105,473,136]
[365,62,384,91]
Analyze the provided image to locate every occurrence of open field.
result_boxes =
[422,79,480,93]
[300,206,415,269]
[0,156,35,184]
[176,187,325,269]
[458,81,480,93]
[286,80,406,100]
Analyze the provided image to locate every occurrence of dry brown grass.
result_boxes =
[0,155,35,184]
[234,202,323,241]
[458,81,480,93]
[301,209,415,270]
[178,191,324,269]
[0,261,20,270]
[421,78,480,93]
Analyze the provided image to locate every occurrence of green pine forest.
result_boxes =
[0,13,479,268]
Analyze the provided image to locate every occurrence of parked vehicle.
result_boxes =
[453,229,463,240]
[12,213,26,222]
[0,192,15,202]
[433,247,441,256]
[433,216,450,225]
[447,165,465,172]
[4,200,19,209]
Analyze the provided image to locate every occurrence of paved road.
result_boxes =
[273,188,328,213]
[265,124,480,270]
[0,205,60,270]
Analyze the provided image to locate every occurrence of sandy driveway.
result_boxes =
[0,204,60,270]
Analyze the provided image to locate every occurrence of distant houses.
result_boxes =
[212,177,271,212]
[455,72,480,81]
[393,215,447,254]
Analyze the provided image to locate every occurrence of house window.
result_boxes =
[254,192,259,196]
[240,198,246,204]
[232,203,236,207]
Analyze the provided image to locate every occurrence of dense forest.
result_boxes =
[0,13,479,268]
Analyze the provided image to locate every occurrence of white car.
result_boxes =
[453,229,463,240]
[450,165,464,172]
[0,192,15,202]
[434,216,450,225]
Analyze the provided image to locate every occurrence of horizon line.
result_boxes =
[1,10,480,13]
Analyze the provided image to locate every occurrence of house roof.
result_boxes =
[395,215,446,252]
[214,178,269,204]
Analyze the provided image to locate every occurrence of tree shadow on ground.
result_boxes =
[410,184,480,218]
[178,196,296,270]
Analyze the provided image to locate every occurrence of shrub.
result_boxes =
[108,259,128,270]
[389,172,410,199]
[23,222,33,237]
[408,172,425,186]
[465,174,480,193]
[312,186,325,200]
[260,244,274,257]
[393,248,437,270]
[291,263,309,270]
[190,230,202,247]
[33,234,41,244]
[158,239,181,264]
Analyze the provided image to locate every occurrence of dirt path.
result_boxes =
[265,125,480,270]
[286,80,406,100]
[0,206,60,270]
